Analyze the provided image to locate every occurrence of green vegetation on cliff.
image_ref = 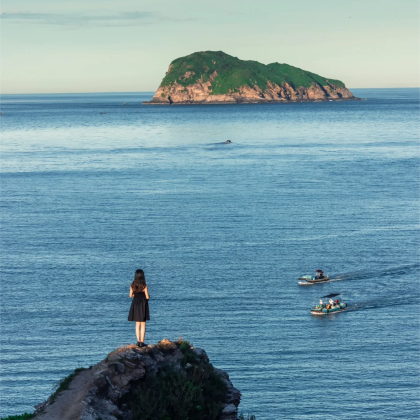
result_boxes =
[160,51,345,94]
[1,415,34,420]
[126,340,228,420]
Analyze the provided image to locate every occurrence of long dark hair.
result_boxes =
[131,269,146,294]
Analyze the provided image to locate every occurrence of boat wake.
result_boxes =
[328,263,419,284]
[345,293,419,312]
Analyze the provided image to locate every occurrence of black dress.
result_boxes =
[128,292,150,322]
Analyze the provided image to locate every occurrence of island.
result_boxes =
[143,50,356,105]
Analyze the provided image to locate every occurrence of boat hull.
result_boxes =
[298,276,330,285]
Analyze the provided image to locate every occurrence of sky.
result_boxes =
[1,0,419,94]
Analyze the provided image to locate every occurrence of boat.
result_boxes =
[298,275,330,285]
[298,270,329,285]
[310,293,347,315]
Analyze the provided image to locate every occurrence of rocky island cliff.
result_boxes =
[21,340,241,420]
[144,50,356,105]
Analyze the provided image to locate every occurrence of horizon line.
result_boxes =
[1,87,419,96]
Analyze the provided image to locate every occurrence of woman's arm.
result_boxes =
[129,286,134,298]
[144,286,150,300]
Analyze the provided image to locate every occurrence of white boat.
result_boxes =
[298,270,329,285]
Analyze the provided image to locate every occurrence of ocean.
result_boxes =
[0,89,419,419]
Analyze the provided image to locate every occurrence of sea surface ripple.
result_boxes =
[0,89,419,419]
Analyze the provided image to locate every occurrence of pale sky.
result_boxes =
[1,0,419,94]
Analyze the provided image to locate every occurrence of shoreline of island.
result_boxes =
[143,97,361,105]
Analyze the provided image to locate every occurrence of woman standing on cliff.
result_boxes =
[128,269,150,347]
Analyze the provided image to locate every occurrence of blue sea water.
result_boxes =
[0,89,419,419]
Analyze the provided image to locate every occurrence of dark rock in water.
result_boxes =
[32,339,241,420]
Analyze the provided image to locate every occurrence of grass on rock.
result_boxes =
[1,415,34,420]
[50,367,89,403]
[126,339,228,420]
[160,51,345,94]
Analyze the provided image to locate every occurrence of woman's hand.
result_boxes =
[129,286,134,298]
[144,286,150,300]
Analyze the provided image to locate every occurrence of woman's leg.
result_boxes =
[135,322,141,342]
[140,322,146,343]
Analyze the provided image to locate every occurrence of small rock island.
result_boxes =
[144,50,356,105]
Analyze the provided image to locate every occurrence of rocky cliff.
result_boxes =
[31,339,241,420]
[144,51,356,105]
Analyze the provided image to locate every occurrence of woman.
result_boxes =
[128,269,150,347]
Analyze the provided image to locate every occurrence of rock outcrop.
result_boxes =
[32,339,241,420]
[144,51,357,105]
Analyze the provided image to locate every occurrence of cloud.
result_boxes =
[0,10,196,27]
